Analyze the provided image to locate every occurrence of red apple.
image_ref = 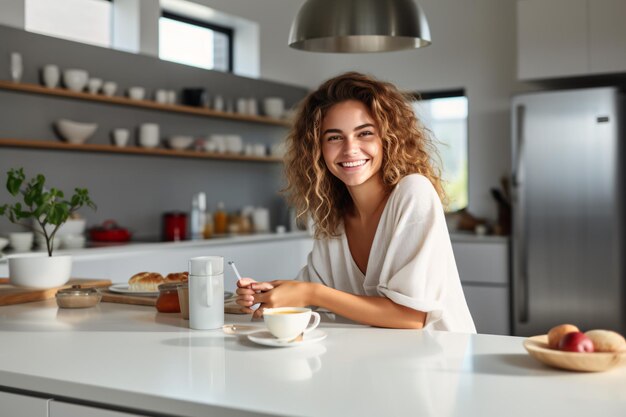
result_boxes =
[558,331,595,353]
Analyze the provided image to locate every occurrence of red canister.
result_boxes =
[162,212,187,241]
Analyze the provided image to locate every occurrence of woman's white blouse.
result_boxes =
[296,174,476,333]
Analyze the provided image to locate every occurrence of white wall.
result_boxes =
[187,0,527,220]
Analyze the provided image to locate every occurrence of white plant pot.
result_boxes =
[8,254,72,288]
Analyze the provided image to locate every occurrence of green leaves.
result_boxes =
[1,168,96,256]
[6,168,25,196]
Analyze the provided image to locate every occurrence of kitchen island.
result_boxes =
[0,300,624,417]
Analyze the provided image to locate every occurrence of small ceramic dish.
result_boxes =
[56,285,101,308]
[524,334,626,372]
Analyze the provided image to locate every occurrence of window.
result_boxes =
[159,11,233,72]
[25,0,112,48]
[411,91,469,212]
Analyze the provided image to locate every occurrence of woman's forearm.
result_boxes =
[309,283,425,329]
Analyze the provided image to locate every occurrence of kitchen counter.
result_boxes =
[0,301,623,417]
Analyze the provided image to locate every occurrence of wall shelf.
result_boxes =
[0,138,283,163]
[0,80,292,127]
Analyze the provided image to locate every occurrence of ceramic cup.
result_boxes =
[155,89,168,104]
[167,90,177,105]
[102,81,117,96]
[263,307,321,342]
[10,52,23,83]
[128,86,146,100]
[112,128,130,147]
[9,232,34,252]
[138,123,160,148]
[41,65,60,88]
[87,78,103,94]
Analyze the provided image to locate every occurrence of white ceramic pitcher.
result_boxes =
[189,256,224,330]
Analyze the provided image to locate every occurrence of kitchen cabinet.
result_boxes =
[0,390,49,417]
[50,401,147,417]
[517,0,626,80]
[451,236,510,335]
[588,0,626,74]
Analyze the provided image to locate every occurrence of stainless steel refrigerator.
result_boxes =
[511,87,625,337]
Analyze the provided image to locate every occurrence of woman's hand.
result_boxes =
[235,277,274,314]
[250,280,315,318]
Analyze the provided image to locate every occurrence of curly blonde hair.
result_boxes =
[283,72,445,239]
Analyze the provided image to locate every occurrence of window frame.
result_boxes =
[160,10,234,73]
[409,88,469,211]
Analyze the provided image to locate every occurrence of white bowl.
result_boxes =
[8,254,72,288]
[167,135,194,150]
[63,69,89,92]
[56,119,98,144]
[0,237,8,252]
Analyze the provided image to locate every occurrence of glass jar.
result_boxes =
[56,285,101,308]
[156,282,182,313]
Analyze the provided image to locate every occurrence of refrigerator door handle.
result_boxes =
[512,105,525,187]
[513,104,529,323]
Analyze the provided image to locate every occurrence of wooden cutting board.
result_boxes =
[99,288,156,306]
[0,278,112,306]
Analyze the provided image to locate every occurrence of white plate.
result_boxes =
[109,284,235,299]
[108,284,158,296]
[247,329,327,348]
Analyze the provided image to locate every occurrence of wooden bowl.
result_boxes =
[524,335,626,372]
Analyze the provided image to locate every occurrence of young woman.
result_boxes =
[237,72,476,333]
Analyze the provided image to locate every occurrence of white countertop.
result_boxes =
[0,300,623,417]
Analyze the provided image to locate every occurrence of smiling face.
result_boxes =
[320,100,384,190]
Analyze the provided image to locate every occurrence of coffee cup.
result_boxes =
[263,307,321,342]
[138,123,160,148]
[41,65,60,88]
[102,81,117,96]
[112,128,130,147]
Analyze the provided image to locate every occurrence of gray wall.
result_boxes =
[0,25,308,240]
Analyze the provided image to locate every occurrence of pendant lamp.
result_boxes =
[288,0,431,53]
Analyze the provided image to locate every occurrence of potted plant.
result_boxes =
[0,168,96,288]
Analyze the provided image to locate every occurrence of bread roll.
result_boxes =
[584,330,626,352]
[547,324,579,349]
[165,272,188,283]
[128,272,164,292]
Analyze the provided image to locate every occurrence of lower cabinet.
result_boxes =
[0,390,49,417]
[451,237,510,335]
[49,401,147,417]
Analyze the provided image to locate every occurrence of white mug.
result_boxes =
[252,207,270,233]
[138,123,159,148]
[102,81,117,96]
[41,65,60,88]
[263,307,321,342]
[10,52,22,83]
[189,256,224,330]
[112,128,130,147]
[167,90,177,105]
[155,89,168,104]
[87,78,103,94]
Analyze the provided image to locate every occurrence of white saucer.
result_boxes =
[247,329,327,348]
